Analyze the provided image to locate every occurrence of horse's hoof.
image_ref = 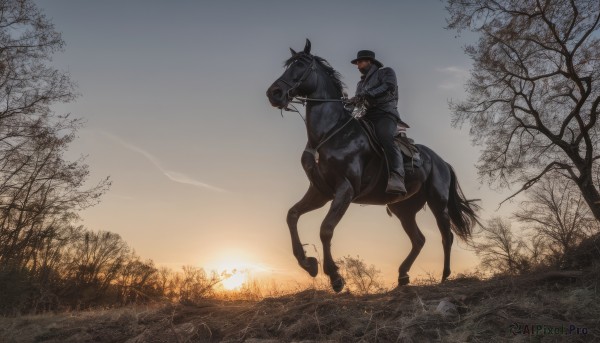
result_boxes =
[442,270,451,282]
[302,257,319,277]
[331,276,345,293]
[398,275,410,286]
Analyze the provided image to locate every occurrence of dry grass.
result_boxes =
[3,237,599,342]
[2,238,600,342]
[0,263,598,342]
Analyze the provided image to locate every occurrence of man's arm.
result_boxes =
[365,68,397,98]
[349,81,366,104]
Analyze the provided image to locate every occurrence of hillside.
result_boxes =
[0,264,598,343]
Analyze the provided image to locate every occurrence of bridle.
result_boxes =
[275,55,318,102]
[275,55,349,108]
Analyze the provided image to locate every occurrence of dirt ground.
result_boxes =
[0,266,598,343]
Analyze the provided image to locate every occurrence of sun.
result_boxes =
[202,251,271,291]
[222,271,247,290]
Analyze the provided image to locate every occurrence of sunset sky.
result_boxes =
[37,0,519,287]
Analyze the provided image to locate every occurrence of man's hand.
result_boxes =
[348,96,361,105]
[349,92,366,105]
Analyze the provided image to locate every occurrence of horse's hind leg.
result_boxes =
[287,185,330,277]
[428,197,453,282]
[387,193,427,286]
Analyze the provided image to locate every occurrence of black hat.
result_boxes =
[351,50,383,68]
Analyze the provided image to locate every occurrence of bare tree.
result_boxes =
[178,266,222,303]
[62,230,130,303]
[515,174,599,262]
[156,266,181,301]
[446,0,600,219]
[0,0,112,313]
[0,0,75,126]
[0,121,109,270]
[472,217,528,274]
[0,0,77,179]
[116,254,158,304]
[336,255,384,295]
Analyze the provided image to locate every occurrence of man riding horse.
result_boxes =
[349,50,407,196]
[266,40,479,291]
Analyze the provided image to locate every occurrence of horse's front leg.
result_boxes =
[321,179,354,293]
[287,185,330,277]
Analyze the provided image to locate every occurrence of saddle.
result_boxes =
[358,119,422,173]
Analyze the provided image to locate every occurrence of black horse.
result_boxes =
[266,40,479,292]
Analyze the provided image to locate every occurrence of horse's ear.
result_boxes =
[303,39,311,54]
[289,47,297,56]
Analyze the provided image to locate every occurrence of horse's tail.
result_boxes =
[447,164,480,242]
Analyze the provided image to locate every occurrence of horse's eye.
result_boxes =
[292,71,304,82]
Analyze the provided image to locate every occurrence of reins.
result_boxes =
[281,98,355,162]
[292,96,346,103]
[281,96,349,122]
[304,114,354,162]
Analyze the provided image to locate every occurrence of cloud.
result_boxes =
[163,170,227,193]
[100,131,228,193]
[437,66,470,90]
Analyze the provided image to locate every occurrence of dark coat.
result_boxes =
[355,64,400,120]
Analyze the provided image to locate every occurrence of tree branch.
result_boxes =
[498,161,571,207]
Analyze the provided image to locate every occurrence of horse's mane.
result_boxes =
[284,53,345,96]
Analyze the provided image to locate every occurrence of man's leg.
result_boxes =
[370,115,406,195]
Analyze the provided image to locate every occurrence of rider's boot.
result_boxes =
[370,115,407,196]
[386,170,407,195]
[384,141,407,196]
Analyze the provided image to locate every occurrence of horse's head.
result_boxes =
[266,39,318,109]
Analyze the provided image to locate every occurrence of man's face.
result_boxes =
[356,59,371,74]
